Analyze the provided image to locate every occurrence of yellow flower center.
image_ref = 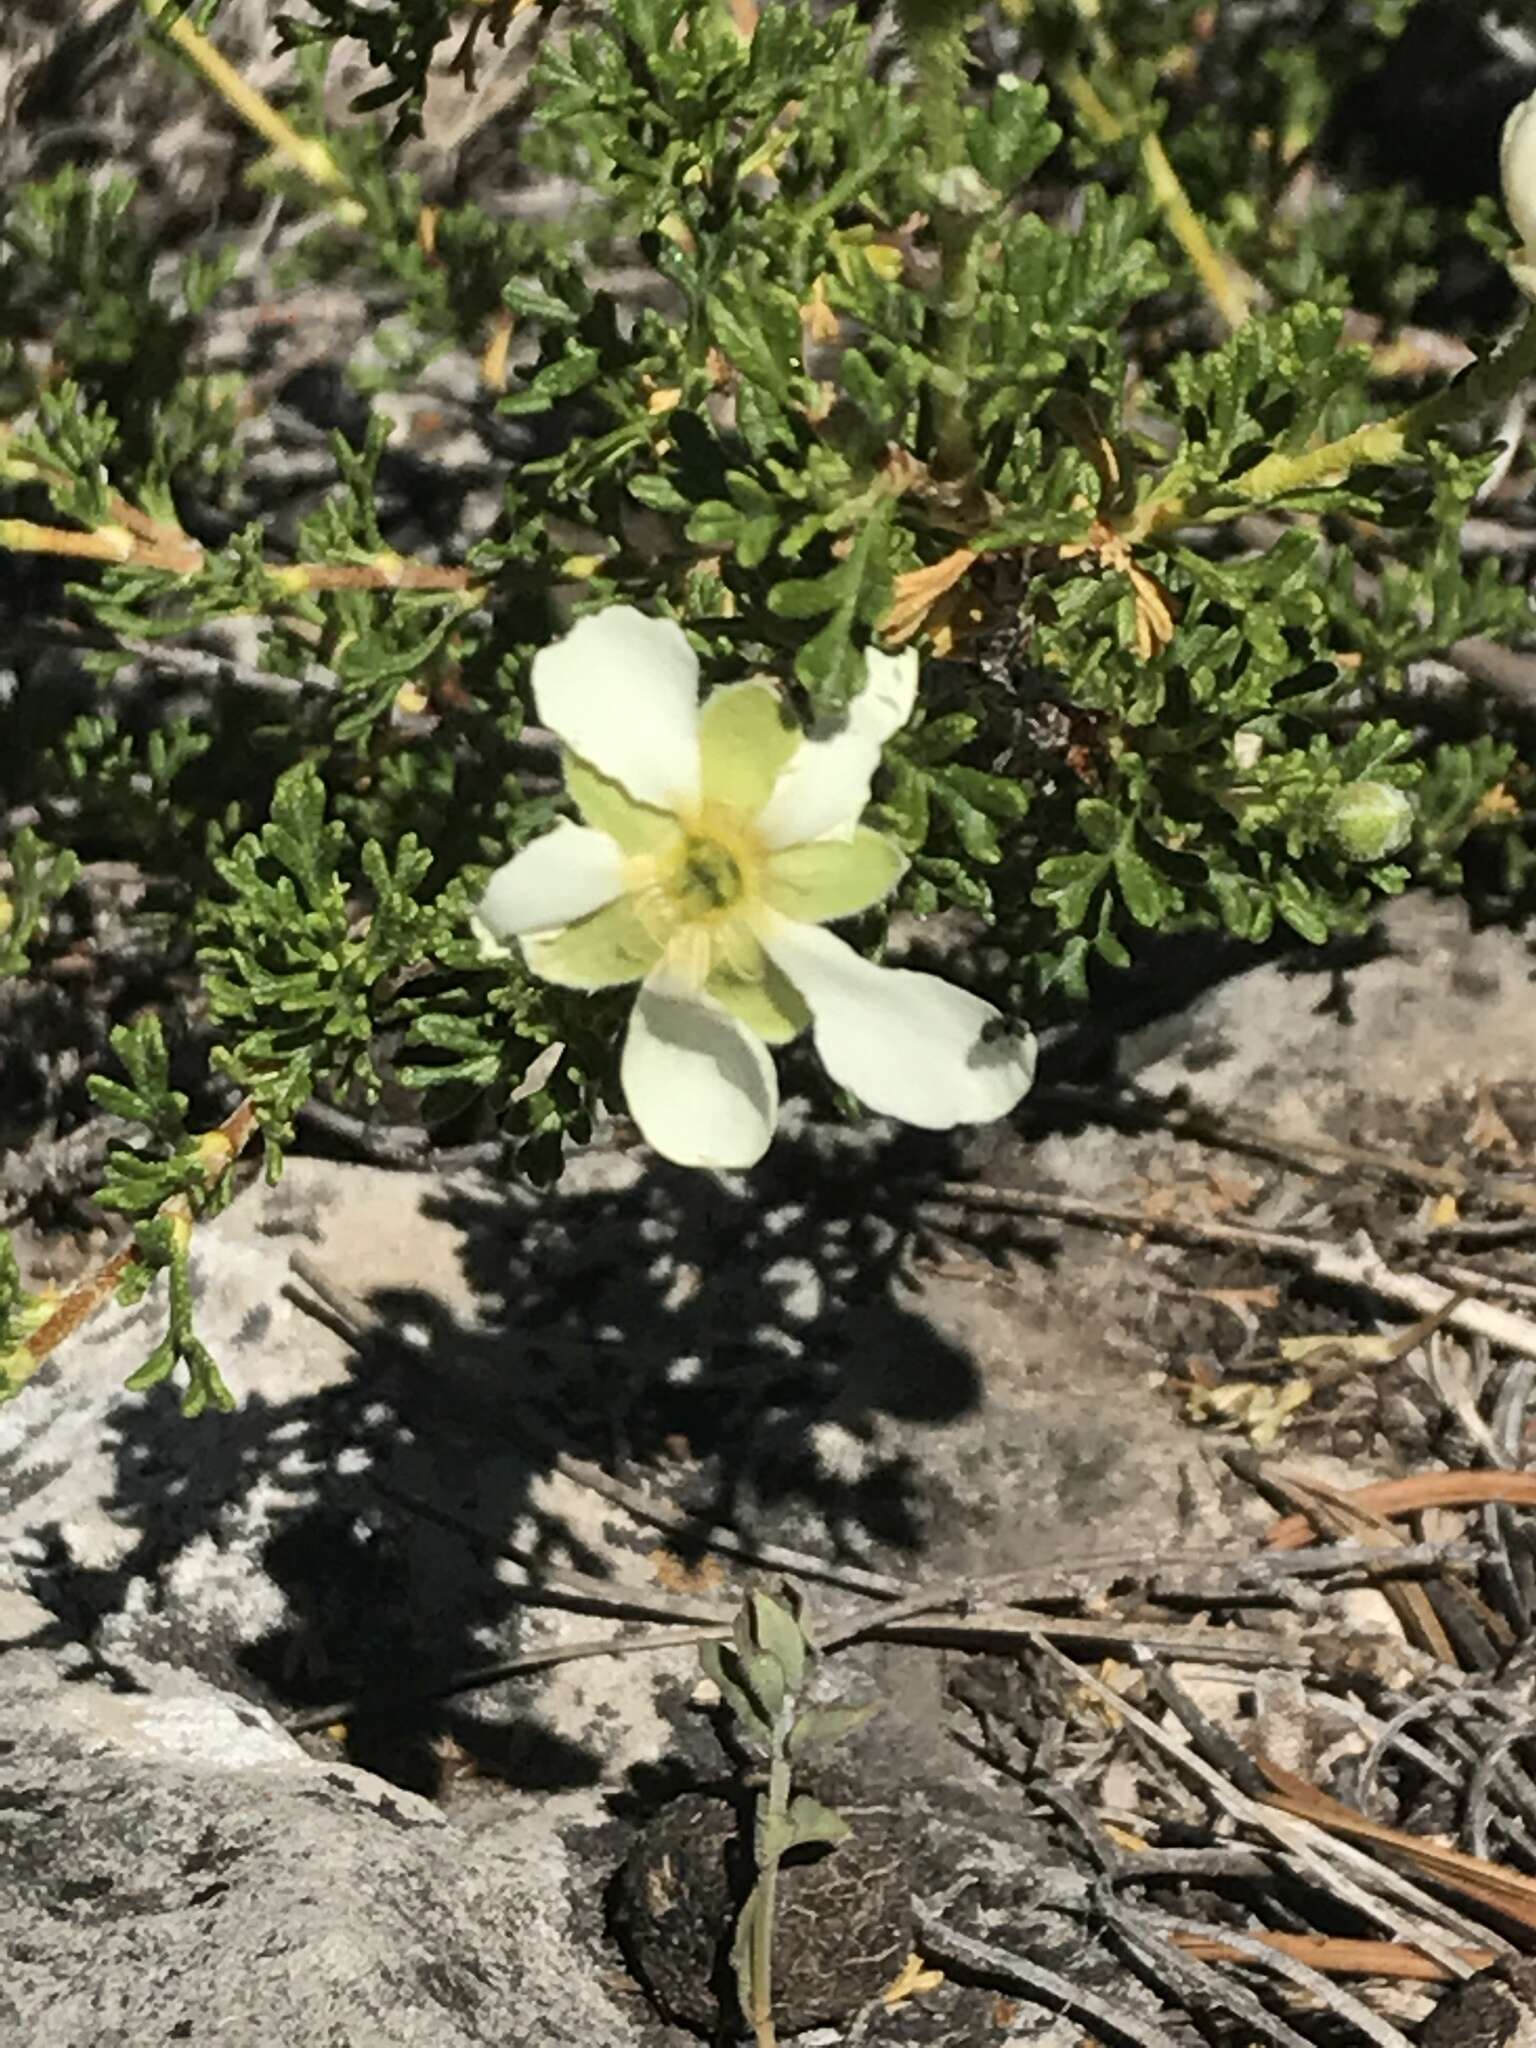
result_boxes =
[624,803,766,989]
[662,802,763,925]
[675,834,744,918]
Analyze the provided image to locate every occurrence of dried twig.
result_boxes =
[1144,1912,1419,2046]
[1465,1724,1536,1863]
[913,1183,1536,1360]
[1094,1886,1318,2048]
[1258,1755,1536,1939]
[877,1610,1308,1668]
[914,1908,1182,2048]
[1357,1690,1481,1810]
[1172,1928,1495,1983]
[1032,1084,1480,1201]
[1484,1360,1536,1632]
[1239,1461,1457,1664]
[284,1621,724,1734]
[1027,1637,1481,1976]
[1433,1260,1536,1310]
[1267,1470,1536,1550]
[286,1251,910,1601]
[905,1179,1324,1255]
[371,1477,736,1626]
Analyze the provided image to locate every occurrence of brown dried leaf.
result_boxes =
[883,1953,944,2006]
[881,548,979,645]
[1465,1085,1519,1158]
[649,1549,726,1595]
[480,310,513,393]
[1127,560,1177,660]
[799,275,840,345]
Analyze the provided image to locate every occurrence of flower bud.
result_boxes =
[1501,87,1536,295]
[924,164,1000,219]
[1326,780,1414,862]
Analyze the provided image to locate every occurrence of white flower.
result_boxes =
[475,606,1037,1169]
[1502,86,1536,296]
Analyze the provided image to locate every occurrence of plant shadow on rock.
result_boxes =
[14,1123,984,1803]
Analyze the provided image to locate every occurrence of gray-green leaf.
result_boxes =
[786,1703,878,1757]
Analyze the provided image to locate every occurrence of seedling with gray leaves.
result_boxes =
[702,1589,877,2048]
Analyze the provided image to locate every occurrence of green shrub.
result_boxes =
[3,0,1534,1401]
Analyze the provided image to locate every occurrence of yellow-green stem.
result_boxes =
[743,1725,796,2048]
[1128,302,1536,542]
[1140,128,1250,333]
[1058,58,1250,335]
[749,1760,787,2048]
[930,203,985,483]
[897,0,984,481]
[140,0,365,225]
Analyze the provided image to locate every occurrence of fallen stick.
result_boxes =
[1268,1470,1536,1550]
[914,1183,1536,1359]
[1171,1929,1495,1983]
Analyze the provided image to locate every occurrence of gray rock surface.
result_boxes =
[0,1593,641,2048]
[0,1108,1217,1792]
[4,892,1532,2043]
[1120,892,1536,1123]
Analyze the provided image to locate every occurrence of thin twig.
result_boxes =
[286,1252,912,1600]
[879,1610,1308,1668]
[0,622,323,698]
[1233,1459,1457,1665]
[1027,1636,1481,1976]
[1055,34,1252,334]
[284,1621,723,1734]
[141,0,364,222]
[371,1478,736,1626]
[16,1096,258,1375]
[1463,1724,1536,1864]
[1033,1082,1476,1199]
[1432,1260,1536,1311]
[913,1183,1536,1359]
[1094,1885,1317,2048]
[294,1099,504,1172]
[914,1908,1182,2048]
[1265,1469,1536,1550]
[1172,1928,1494,1983]
[1142,1911,1418,2048]
[905,1178,1324,1253]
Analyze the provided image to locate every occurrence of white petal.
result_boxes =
[753,646,919,850]
[1504,88,1536,257]
[621,968,778,1169]
[758,916,1036,1129]
[752,728,880,849]
[533,607,702,811]
[851,646,921,748]
[476,821,626,939]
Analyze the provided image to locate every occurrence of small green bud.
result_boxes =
[1327,781,1414,861]
[924,164,1000,218]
